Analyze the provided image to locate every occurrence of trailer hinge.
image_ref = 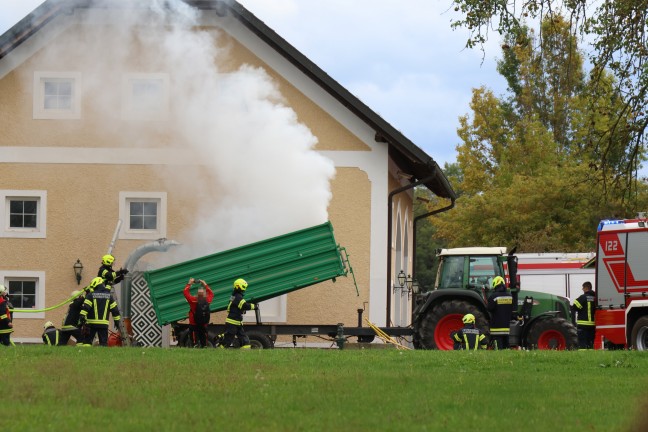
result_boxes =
[339,246,360,296]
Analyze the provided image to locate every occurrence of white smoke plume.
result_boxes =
[31,0,336,264]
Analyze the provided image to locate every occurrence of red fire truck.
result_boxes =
[596,215,648,350]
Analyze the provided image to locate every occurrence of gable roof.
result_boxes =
[0,0,456,200]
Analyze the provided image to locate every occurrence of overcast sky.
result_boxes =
[0,0,509,168]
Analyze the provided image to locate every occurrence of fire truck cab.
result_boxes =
[596,214,648,350]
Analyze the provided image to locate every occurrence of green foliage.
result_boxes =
[450,0,648,199]
[4,346,648,431]
[431,14,648,251]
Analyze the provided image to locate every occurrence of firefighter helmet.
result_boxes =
[0,284,6,296]
[233,278,248,291]
[102,254,115,265]
[491,276,505,289]
[44,321,55,329]
[71,290,82,298]
[90,277,104,289]
[462,313,476,324]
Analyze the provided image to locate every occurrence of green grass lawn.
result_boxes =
[2,346,647,432]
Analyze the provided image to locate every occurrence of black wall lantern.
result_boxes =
[73,259,83,285]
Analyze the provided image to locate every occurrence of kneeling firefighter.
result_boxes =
[453,314,487,350]
[42,321,64,346]
[220,278,256,349]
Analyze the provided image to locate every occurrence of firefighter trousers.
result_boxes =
[577,325,595,349]
[85,326,109,346]
[60,328,83,345]
[221,322,250,348]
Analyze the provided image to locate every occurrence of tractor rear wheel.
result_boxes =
[526,317,577,350]
[418,300,488,350]
[630,316,648,351]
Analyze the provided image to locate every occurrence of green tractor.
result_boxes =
[412,247,577,350]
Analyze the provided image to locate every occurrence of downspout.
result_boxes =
[412,198,455,280]
[121,238,180,318]
[387,174,436,327]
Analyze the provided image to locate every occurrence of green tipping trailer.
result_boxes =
[144,222,356,326]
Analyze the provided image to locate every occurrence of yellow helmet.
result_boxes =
[102,254,115,265]
[233,278,248,291]
[462,313,476,324]
[90,277,104,289]
[44,321,55,329]
[71,290,82,298]
[491,276,505,289]
[0,284,6,296]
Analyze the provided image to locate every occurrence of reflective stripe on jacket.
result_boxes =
[226,291,253,326]
[43,328,61,346]
[453,325,487,350]
[62,296,85,330]
[80,285,121,327]
[0,298,12,334]
[573,291,596,326]
[488,288,514,334]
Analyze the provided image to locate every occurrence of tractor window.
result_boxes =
[468,256,501,288]
[440,256,465,288]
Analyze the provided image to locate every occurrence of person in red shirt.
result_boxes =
[183,278,214,348]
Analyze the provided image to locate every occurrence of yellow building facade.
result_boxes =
[0,0,454,344]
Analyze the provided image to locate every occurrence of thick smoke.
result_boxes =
[36,1,336,263]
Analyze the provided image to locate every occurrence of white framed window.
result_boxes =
[0,190,47,238]
[121,73,169,121]
[119,192,167,240]
[33,72,81,119]
[243,295,287,323]
[1,271,46,319]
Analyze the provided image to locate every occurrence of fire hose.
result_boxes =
[8,287,89,313]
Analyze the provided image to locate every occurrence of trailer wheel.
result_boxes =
[247,331,273,349]
[526,317,577,350]
[630,316,648,351]
[418,300,488,350]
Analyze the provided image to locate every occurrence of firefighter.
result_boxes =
[98,254,128,290]
[79,277,122,347]
[0,285,13,347]
[42,321,63,346]
[453,313,487,350]
[60,290,86,345]
[183,278,214,348]
[220,278,256,349]
[488,276,514,349]
[572,281,596,349]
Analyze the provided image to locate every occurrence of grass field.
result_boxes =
[2,346,647,431]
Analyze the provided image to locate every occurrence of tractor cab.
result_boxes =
[434,247,517,299]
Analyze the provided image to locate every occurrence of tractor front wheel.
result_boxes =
[526,317,577,350]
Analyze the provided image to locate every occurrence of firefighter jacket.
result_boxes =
[98,264,126,287]
[43,327,62,346]
[183,283,214,325]
[453,324,487,350]
[488,288,514,335]
[226,290,255,326]
[0,297,12,335]
[80,284,121,328]
[573,290,596,326]
[62,296,85,331]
